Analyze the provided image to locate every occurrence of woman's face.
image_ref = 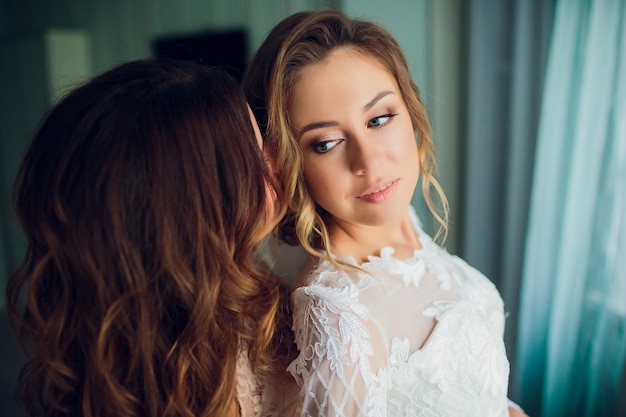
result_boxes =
[249,107,281,242]
[288,48,420,230]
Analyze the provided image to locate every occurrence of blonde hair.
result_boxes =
[244,10,448,262]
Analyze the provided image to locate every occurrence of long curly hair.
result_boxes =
[243,9,449,259]
[6,58,293,417]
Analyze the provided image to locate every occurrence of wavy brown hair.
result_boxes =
[243,10,449,260]
[6,59,292,417]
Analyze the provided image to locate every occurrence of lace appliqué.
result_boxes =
[236,344,264,417]
[364,246,456,291]
[289,277,386,417]
[386,302,510,416]
[288,206,512,416]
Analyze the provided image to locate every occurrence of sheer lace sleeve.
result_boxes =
[284,207,513,416]
[288,282,388,417]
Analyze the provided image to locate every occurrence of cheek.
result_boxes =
[399,119,418,148]
[405,138,421,186]
[395,123,420,163]
[407,139,419,163]
[302,161,337,202]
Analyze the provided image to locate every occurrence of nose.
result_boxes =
[348,131,383,175]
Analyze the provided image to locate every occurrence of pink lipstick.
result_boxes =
[357,178,399,203]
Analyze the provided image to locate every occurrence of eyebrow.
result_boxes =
[363,90,394,112]
[296,90,395,140]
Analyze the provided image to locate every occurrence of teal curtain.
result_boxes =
[515,0,626,416]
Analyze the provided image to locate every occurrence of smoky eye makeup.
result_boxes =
[300,129,343,152]
[310,137,344,153]
[367,112,398,128]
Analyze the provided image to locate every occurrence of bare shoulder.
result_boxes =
[508,406,530,417]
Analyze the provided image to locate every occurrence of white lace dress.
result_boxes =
[236,343,300,417]
[287,207,513,417]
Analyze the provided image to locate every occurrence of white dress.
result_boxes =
[236,342,300,417]
[287,207,512,417]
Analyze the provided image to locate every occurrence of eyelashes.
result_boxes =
[367,113,397,128]
[311,138,343,153]
[308,113,399,154]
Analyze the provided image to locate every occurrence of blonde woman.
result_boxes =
[244,10,528,417]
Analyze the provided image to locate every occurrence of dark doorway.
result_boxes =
[153,29,248,82]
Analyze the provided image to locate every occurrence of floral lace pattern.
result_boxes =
[288,207,512,417]
[236,343,300,417]
[236,344,263,417]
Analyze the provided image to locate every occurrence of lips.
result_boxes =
[357,178,399,203]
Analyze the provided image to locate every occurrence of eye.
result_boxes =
[311,138,343,154]
[367,113,397,128]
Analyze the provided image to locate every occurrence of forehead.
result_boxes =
[289,48,399,114]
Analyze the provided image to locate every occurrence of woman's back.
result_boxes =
[6,58,295,417]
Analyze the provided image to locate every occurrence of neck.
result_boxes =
[327,212,421,263]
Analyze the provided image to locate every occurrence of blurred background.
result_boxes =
[0,0,624,416]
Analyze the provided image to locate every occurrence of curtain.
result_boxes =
[515,1,626,416]
[460,0,554,397]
